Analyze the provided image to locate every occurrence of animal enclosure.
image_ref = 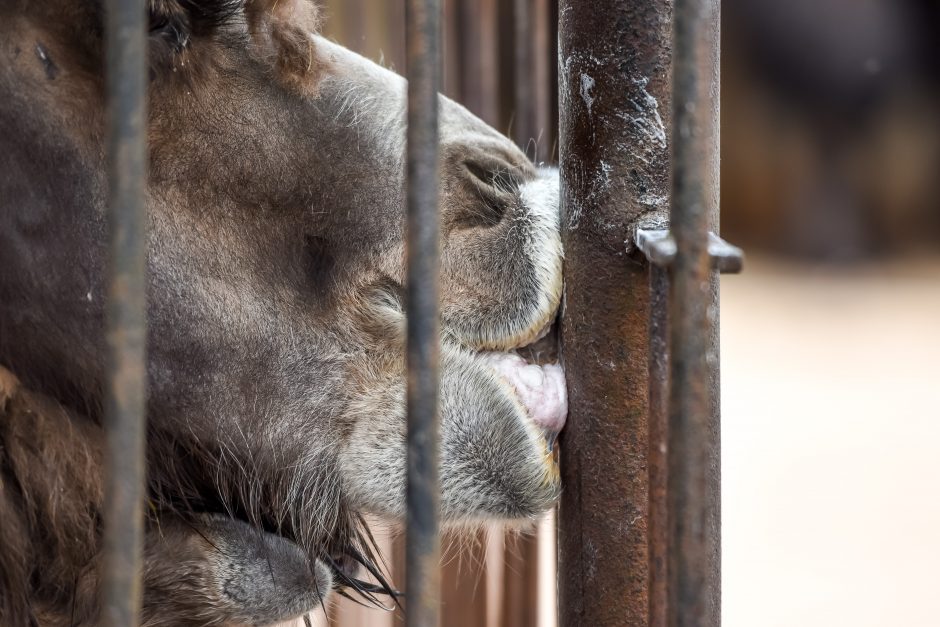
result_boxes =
[96,0,736,625]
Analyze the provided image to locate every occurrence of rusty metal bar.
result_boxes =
[647,264,670,627]
[457,0,499,126]
[667,0,722,623]
[512,0,553,164]
[512,0,533,150]
[101,0,148,625]
[404,1,442,626]
[642,237,737,627]
[531,0,554,164]
[558,0,673,624]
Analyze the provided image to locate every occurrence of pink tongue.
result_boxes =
[483,353,568,434]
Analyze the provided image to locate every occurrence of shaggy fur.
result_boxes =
[0,0,565,623]
[0,368,101,625]
[0,366,338,626]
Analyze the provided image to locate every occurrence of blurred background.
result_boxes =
[312,0,940,625]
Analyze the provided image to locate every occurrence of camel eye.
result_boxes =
[149,12,190,53]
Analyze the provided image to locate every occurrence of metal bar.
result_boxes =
[441,534,489,627]
[636,228,743,274]
[532,0,554,164]
[404,1,442,626]
[513,0,554,164]
[501,535,540,626]
[703,0,723,619]
[504,6,552,624]
[101,0,148,625]
[512,0,534,150]
[667,0,721,623]
[457,0,499,126]
[558,0,673,624]
[647,265,670,627]
[442,0,460,100]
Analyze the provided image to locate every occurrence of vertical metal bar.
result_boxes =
[558,0,673,625]
[705,10,723,623]
[667,0,720,623]
[531,0,553,164]
[342,0,368,53]
[457,0,499,126]
[501,536,540,627]
[404,1,441,626]
[512,0,533,150]
[496,0,517,132]
[648,265,670,627]
[387,0,407,75]
[506,6,551,623]
[441,0,460,100]
[101,0,148,625]
[441,534,489,627]
[548,0,560,163]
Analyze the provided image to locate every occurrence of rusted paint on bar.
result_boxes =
[404,1,442,626]
[647,265,670,627]
[558,0,673,624]
[101,0,148,625]
[667,0,721,623]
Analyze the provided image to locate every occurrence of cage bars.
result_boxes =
[664,0,724,622]
[404,2,443,627]
[557,0,673,624]
[560,0,734,625]
[96,0,732,624]
[101,0,149,625]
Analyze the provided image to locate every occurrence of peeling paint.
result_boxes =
[580,73,595,116]
[618,76,667,149]
[566,159,585,230]
[638,193,668,209]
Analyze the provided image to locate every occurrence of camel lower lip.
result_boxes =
[481,352,568,434]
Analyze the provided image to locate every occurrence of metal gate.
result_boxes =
[98,0,738,625]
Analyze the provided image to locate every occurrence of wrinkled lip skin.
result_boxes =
[479,320,567,450]
[482,353,567,436]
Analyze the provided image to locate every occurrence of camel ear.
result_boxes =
[143,514,332,626]
[245,0,327,96]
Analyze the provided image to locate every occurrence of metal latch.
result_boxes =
[635,228,744,274]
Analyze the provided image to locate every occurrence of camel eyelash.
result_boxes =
[149,15,190,53]
[148,0,244,52]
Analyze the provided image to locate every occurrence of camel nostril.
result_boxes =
[464,160,521,194]
[453,160,523,229]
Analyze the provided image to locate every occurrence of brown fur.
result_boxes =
[0,367,335,626]
[0,0,564,623]
[0,368,102,625]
